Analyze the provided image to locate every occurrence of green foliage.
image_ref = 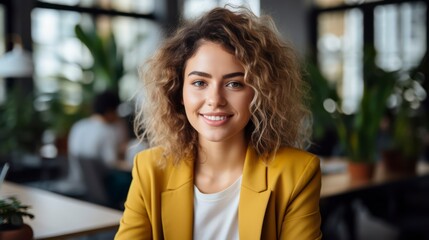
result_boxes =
[307,48,397,163]
[391,106,422,160]
[1,21,132,157]
[335,50,397,163]
[308,47,428,164]
[43,23,127,139]
[304,60,339,140]
[388,54,427,161]
[0,89,47,156]
[0,196,34,229]
[39,90,90,139]
[74,24,124,93]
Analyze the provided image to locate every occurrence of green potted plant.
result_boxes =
[307,48,397,180]
[304,59,340,157]
[382,57,427,174]
[384,106,423,174]
[334,49,397,180]
[0,196,34,240]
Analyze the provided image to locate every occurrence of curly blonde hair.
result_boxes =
[135,6,312,165]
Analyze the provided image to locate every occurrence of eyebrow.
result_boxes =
[187,71,244,79]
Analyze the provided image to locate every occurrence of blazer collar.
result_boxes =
[239,146,272,240]
[241,147,268,192]
[166,157,194,190]
[162,158,194,240]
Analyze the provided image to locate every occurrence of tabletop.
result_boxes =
[320,158,429,198]
[0,181,123,240]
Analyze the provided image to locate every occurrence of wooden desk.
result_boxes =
[321,159,429,198]
[0,182,123,240]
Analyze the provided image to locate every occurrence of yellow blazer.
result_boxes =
[115,146,322,240]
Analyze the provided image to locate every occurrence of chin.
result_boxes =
[204,136,229,143]
[200,132,240,144]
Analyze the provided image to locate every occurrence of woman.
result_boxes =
[116,6,322,240]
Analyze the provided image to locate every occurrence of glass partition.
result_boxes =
[315,1,427,114]
[374,2,427,72]
[314,0,384,8]
[32,8,161,105]
[183,0,260,19]
[37,0,155,14]
[317,9,364,114]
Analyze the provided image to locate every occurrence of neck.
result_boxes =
[91,114,105,122]
[92,114,112,123]
[197,135,247,171]
[194,134,247,193]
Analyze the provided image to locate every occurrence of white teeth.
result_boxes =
[204,115,227,121]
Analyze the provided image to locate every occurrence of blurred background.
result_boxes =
[0,0,428,239]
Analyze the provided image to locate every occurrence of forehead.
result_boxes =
[184,41,243,74]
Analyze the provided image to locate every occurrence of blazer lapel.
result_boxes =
[239,147,271,240]
[161,160,194,240]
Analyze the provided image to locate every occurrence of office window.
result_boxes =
[32,8,160,107]
[38,0,155,14]
[318,9,363,114]
[314,0,427,114]
[315,0,384,8]
[374,2,427,72]
[183,0,260,19]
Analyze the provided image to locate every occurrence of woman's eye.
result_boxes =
[192,80,206,87]
[226,81,244,89]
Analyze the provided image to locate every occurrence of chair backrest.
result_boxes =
[76,157,109,206]
[0,162,9,190]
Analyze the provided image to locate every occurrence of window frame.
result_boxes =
[309,0,429,56]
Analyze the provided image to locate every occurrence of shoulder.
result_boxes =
[269,147,319,169]
[132,147,175,183]
[134,146,167,170]
[70,118,87,130]
[266,147,320,183]
[71,118,100,132]
[132,147,193,194]
[274,147,318,159]
[68,119,90,139]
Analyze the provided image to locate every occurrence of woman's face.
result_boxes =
[182,41,254,144]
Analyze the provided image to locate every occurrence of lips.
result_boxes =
[200,113,232,126]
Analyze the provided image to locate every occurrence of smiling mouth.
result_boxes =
[201,115,230,121]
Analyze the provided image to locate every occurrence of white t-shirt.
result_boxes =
[65,117,126,191]
[193,176,242,240]
[68,117,125,165]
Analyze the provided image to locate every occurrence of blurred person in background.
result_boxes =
[68,90,128,166]
[57,90,130,207]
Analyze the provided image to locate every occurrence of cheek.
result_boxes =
[182,87,190,108]
[237,92,254,114]
[182,88,200,111]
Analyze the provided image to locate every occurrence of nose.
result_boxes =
[207,84,227,107]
